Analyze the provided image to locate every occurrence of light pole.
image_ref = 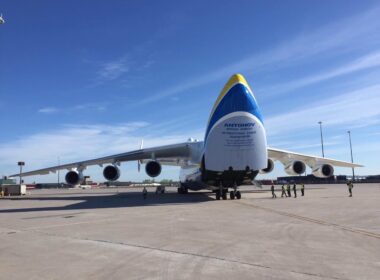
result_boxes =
[58,157,60,188]
[318,121,325,158]
[17,161,25,185]
[347,131,355,181]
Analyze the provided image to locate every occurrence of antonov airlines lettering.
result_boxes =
[10,74,362,200]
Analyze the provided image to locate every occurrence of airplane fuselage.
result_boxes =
[179,75,268,191]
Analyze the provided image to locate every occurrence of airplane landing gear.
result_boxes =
[235,191,241,199]
[230,191,235,200]
[177,186,188,194]
[215,182,241,200]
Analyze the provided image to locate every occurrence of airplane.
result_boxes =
[9,74,362,200]
[0,14,5,24]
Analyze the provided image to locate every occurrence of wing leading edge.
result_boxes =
[268,147,363,168]
[9,142,192,178]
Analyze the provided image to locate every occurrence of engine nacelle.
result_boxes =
[145,161,161,177]
[312,164,334,178]
[284,160,306,175]
[103,165,120,181]
[65,170,84,185]
[260,159,274,174]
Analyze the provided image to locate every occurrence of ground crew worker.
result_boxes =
[271,184,277,198]
[347,181,354,197]
[301,184,305,196]
[281,185,287,197]
[293,184,297,198]
[143,187,148,199]
[287,184,291,197]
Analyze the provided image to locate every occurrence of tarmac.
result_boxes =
[0,183,379,280]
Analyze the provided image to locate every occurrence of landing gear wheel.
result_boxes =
[177,187,188,194]
[216,192,221,200]
[230,191,235,200]
[235,191,241,199]
[222,192,227,200]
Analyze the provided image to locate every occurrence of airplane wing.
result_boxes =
[268,147,363,168]
[9,142,192,177]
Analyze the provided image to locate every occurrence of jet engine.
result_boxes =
[65,170,83,185]
[260,159,274,174]
[103,165,120,181]
[145,161,161,177]
[284,160,306,175]
[312,164,334,178]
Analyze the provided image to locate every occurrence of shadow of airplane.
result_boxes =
[0,191,215,213]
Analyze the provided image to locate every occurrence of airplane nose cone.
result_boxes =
[204,74,268,172]
[205,74,263,141]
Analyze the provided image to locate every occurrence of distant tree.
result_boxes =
[142,179,154,184]
[160,179,173,185]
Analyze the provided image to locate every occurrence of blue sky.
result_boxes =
[1,0,380,183]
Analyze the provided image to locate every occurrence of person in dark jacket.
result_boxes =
[271,184,277,198]
[293,184,297,198]
[143,187,148,199]
[301,184,305,196]
[287,184,291,197]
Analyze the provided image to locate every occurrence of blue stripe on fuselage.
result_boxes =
[205,83,263,141]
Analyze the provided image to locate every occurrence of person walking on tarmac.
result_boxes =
[293,184,297,198]
[271,184,277,198]
[287,184,291,197]
[347,181,354,197]
[281,185,287,197]
[143,187,148,199]
[300,184,305,196]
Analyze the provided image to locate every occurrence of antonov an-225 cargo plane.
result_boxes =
[10,74,362,200]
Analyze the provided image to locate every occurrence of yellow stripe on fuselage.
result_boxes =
[208,74,252,125]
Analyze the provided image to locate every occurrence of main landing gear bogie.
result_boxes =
[229,190,241,200]
[215,182,241,200]
[177,187,188,194]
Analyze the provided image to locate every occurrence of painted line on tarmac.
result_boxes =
[235,201,380,240]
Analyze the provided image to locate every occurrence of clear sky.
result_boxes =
[1,0,380,183]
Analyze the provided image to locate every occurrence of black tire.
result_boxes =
[236,191,241,199]
[222,192,227,200]
[229,191,235,200]
[177,187,182,194]
[216,192,221,200]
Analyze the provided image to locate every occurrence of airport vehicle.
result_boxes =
[9,74,362,200]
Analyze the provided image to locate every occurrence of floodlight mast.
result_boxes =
[18,161,25,185]
[318,121,325,158]
[347,131,355,181]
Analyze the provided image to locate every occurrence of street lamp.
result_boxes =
[57,157,61,188]
[347,131,355,181]
[17,161,25,185]
[318,121,325,158]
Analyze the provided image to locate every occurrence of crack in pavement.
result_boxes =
[24,228,349,280]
